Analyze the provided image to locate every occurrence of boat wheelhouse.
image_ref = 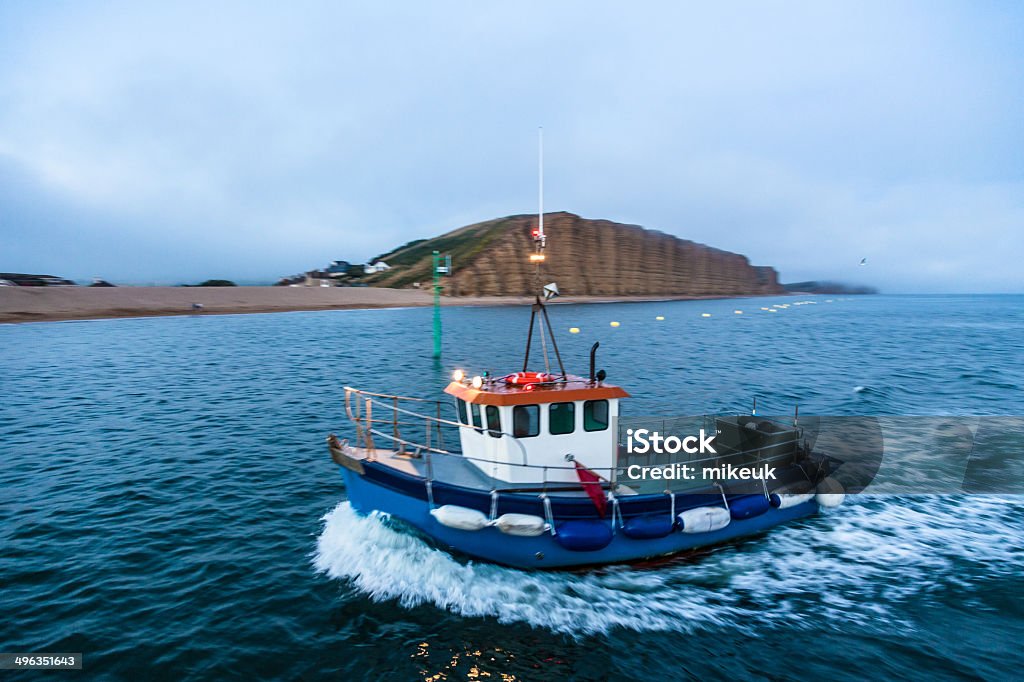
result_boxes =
[445,373,627,485]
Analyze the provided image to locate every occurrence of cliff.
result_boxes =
[368,212,783,297]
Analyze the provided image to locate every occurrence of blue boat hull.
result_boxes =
[340,465,819,569]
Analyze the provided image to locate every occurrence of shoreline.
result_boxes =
[0,286,784,324]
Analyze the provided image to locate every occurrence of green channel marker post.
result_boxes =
[432,250,442,358]
[431,250,452,358]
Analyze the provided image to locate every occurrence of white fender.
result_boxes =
[430,505,489,531]
[815,477,846,508]
[495,513,547,537]
[775,492,816,509]
[678,506,731,534]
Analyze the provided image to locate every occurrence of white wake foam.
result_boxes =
[313,498,1024,636]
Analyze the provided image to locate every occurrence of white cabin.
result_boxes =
[445,375,629,484]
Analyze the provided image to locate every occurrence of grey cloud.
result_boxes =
[0,1,1020,290]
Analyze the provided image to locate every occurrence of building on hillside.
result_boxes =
[363,261,390,274]
[325,260,350,276]
[305,271,335,287]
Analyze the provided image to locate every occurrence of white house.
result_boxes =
[364,261,391,274]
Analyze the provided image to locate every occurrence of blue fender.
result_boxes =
[729,494,771,520]
[621,514,675,539]
[555,520,614,551]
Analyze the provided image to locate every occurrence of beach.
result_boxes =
[0,286,750,323]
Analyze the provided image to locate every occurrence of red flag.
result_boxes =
[574,461,607,518]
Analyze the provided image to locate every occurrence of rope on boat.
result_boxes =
[668,490,676,522]
[609,495,621,534]
[714,482,730,511]
[538,312,552,375]
[489,490,499,522]
[425,451,435,509]
[541,494,557,536]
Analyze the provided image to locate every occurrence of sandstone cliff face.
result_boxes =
[371,212,782,297]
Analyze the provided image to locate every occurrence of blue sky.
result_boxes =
[0,1,1021,291]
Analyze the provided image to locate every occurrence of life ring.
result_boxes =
[505,371,553,386]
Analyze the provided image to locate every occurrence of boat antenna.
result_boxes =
[538,127,545,251]
[521,127,565,378]
[530,127,547,288]
[535,128,550,373]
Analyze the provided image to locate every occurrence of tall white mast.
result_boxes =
[538,126,544,245]
[522,126,565,377]
[536,126,550,373]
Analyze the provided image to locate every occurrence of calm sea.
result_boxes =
[2,294,1023,680]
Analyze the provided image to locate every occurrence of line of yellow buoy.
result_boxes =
[565,299,835,332]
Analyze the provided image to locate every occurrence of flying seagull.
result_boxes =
[859,257,868,266]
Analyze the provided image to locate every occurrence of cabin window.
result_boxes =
[549,402,575,435]
[584,400,609,432]
[512,404,540,438]
[485,405,502,438]
[470,403,483,433]
[457,399,469,425]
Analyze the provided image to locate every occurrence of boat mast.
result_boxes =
[521,127,566,378]
[535,128,551,374]
[538,127,545,249]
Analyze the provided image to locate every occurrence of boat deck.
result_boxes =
[330,438,811,498]
[335,442,638,496]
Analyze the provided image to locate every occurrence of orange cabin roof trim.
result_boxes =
[444,375,630,406]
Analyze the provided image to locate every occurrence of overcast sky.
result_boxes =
[1,1,1021,291]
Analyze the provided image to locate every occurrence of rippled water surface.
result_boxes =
[2,294,1023,680]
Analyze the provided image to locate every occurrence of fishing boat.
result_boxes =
[328,344,846,569]
[326,135,846,569]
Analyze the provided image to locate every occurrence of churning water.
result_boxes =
[3,295,1023,680]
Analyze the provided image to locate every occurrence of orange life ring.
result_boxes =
[505,371,553,386]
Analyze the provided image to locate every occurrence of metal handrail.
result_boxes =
[361,426,800,476]
[365,427,458,457]
[343,387,808,476]
[344,386,531,466]
[342,386,448,405]
[426,446,619,476]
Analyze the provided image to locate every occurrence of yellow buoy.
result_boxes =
[655,316,665,321]
[701,313,712,318]
[569,327,580,334]
[734,310,743,314]
[610,321,620,327]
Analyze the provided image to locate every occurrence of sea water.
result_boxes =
[2,294,1022,679]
